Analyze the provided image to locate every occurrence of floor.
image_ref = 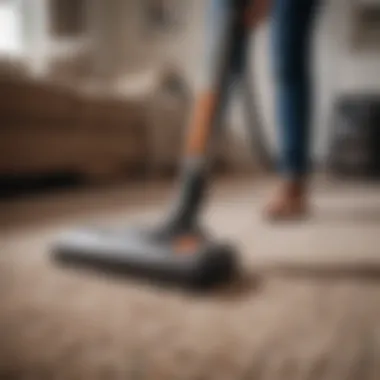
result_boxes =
[1,176,380,379]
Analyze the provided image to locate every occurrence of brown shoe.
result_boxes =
[264,179,309,221]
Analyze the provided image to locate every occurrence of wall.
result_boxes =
[88,0,380,165]
[89,0,205,82]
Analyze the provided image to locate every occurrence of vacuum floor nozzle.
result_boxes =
[52,228,238,289]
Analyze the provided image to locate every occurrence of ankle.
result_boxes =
[278,177,307,199]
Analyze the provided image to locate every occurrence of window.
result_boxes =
[0,0,22,56]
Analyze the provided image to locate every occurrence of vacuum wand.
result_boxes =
[163,0,254,234]
[52,0,261,290]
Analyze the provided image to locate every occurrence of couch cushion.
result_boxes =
[0,77,81,127]
[78,93,147,131]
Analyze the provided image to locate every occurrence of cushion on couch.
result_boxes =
[0,77,81,127]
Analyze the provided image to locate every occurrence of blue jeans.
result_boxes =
[205,0,319,177]
[272,0,320,178]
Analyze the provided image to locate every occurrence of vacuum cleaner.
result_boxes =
[52,0,271,290]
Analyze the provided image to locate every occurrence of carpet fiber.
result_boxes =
[1,178,380,380]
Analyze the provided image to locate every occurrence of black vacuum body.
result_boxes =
[52,0,261,289]
[53,227,237,289]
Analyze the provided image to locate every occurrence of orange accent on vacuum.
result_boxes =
[173,235,201,255]
[186,92,216,156]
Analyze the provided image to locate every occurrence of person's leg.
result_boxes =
[266,0,320,219]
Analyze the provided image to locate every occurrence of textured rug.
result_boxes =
[1,179,380,380]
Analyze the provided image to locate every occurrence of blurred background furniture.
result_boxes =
[0,0,196,184]
[0,68,149,182]
[328,93,380,179]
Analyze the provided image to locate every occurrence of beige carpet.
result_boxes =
[1,178,380,380]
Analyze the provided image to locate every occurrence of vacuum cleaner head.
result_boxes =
[51,0,256,291]
[52,227,238,290]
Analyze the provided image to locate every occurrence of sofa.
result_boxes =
[0,67,150,183]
